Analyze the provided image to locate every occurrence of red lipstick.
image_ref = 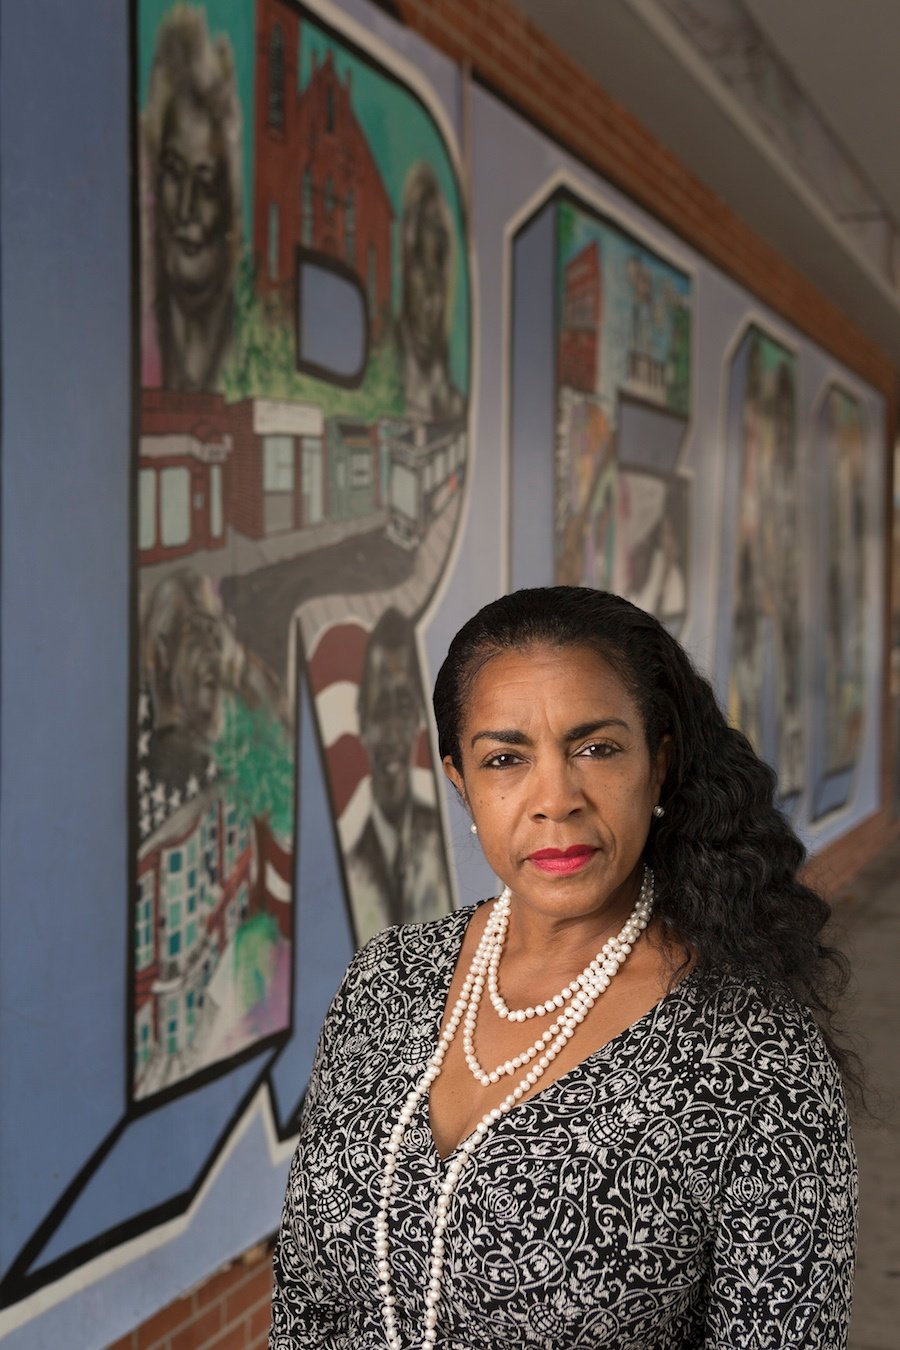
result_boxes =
[528,845,596,875]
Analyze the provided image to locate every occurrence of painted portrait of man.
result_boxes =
[346,607,452,941]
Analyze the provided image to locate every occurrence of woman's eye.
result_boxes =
[484,752,521,769]
[578,741,618,759]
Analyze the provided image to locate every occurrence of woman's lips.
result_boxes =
[527,845,597,875]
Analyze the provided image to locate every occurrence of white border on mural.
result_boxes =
[499,165,699,634]
[0,0,475,1334]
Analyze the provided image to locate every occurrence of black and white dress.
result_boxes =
[269,904,857,1349]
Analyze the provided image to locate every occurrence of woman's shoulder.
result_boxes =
[680,968,847,1115]
[337,902,482,1003]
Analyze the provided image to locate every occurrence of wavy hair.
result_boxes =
[433,586,861,1099]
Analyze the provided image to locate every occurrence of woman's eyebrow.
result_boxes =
[470,718,630,749]
[566,718,630,740]
[470,728,531,748]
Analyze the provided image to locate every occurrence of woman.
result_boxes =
[270,587,857,1349]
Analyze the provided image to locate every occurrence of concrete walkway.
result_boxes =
[832,836,900,1349]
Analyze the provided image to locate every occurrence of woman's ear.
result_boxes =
[653,734,673,797]
[442,755,467,809]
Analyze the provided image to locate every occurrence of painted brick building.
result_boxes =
[253,0,394,334]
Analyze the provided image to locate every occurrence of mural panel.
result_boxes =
[133,0,469,1098]
[553,196,692,631]
[809,384,868,818]
[724,326,803,800]
[820,386,866,775]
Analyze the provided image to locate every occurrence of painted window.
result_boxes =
[350,450,372,488]
[209,464,223,539]
[166,996,179,1055]
[325,177,336,220]
[367,242,377,313]
[224,802,238,875]
[159,467,190,548]
[185,990,197,1046]
[268,22,284,129]
[135,872,155,971]
[263,435,295,534]
[268,202,280,282]
[345,189,355,264]
[135,1004,154,1071]
[302,169,314,246]
[263,437,294,491]
[139,468,157,550]
[301,437,324,526]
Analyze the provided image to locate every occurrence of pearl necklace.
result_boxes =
[376,868,654,1350]
[465,869,654,1086]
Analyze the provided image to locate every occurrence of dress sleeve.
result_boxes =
[268,1141,342,1348]
[268,940,374,1348]
[702,1034,858,1349]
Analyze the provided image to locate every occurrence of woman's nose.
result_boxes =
[529,756,584,820]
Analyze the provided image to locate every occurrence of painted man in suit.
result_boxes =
[346,608,452,942]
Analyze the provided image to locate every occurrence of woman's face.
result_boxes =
[444,643,668,924]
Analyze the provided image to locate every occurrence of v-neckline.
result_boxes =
[423,901,700,1164]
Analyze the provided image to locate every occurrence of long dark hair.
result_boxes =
[433,586,860,1099]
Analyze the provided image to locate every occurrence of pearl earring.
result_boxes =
[652,805,665,818]
[470,822,478,835]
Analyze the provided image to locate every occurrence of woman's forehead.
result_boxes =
[464,643,636,718]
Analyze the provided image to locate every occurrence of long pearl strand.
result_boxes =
[376,868,654,1350]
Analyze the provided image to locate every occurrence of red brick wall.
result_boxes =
[106,1243,274,1350]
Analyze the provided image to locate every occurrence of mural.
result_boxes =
[808,383,868,818]
[132,0,467,1102]
[725,326,803,800]
[820,386,866,775]
[553,196,692,631]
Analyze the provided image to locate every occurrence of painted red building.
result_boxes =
[559,241,602,394]
[253,0,394,335]
[138,390,232,567]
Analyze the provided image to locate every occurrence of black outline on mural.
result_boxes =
[0,0,471,1315]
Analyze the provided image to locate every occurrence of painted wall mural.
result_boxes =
[553,195,692,631]
[132,0,467,1102]
[810,383,869,817]
[724,325,803,801]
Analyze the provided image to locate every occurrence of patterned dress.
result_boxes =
[269,904,857,1349]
